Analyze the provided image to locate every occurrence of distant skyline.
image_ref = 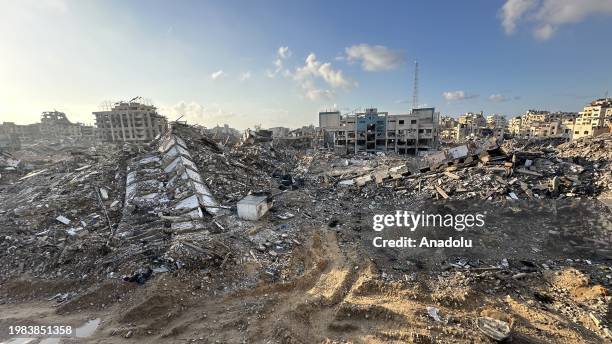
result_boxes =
[1,0,611,129]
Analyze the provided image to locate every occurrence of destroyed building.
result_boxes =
[319,107,439,155]
[0,132,20,151]
[268,126,291,138]
[0,111,95,143]
[93,99,168,143]
[274,125,320,149]
[454,112,490,141]
[486,114,506,129]
[0,118,610,343]
[438,116,458,141]
[40,111,96,140]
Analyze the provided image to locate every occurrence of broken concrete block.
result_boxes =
[338,179,355,186]
[434,186,449,199]
[448,145,468,159]
[164,144,192,159]
[237,195,270,220]
[173,194,200,211]
[424,151,446,166]
[56,215,71,225]
[138,156,161,166]
[163,156,197,173]
[354,174,373,186]
[477,316,511,341]
[99,187,109,200]
[444,171,460,180]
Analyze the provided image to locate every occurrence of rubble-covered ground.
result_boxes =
[0,129,610,343]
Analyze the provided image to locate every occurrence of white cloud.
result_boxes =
[240,71,251,81]
[277,46,291,59]
[267,46,292,78]
[500,0,612,40]
[161,101,237,125]
[211,70,226,80]
[294,53,355,89]
[345,44,404,71]
[442,90,478,101]
[533,24,554,40]
[489,94,510,102]
[293,53,356,101]
[299,79,335,101]
[500,0,536,34]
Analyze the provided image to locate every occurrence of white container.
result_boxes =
[237,195,270,220]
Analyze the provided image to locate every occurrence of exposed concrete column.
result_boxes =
[354,123,357,154]
[145,113,152,140]
[119,113,126,141]
[394,124,398,153]
[415,120,419,157]
[384,113,388,152]
[109,115,116,142]
[127,112,134,139]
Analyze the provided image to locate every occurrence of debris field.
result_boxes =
[0,126,610,343]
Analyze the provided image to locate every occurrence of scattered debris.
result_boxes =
[426,306,443,322]
[477,316,511,341]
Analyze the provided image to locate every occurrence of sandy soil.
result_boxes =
[1,226,609,343]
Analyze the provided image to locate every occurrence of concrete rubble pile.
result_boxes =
[173,124,299,202]
[556,133,612,200]
[0,122,609,342]
[0,122,312,284]
[0,151,21,182]
[118,128,223,237]
[327,135,611,202]
[0,144,129,279]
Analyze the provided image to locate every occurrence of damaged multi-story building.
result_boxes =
[454,112,487,140]
[319,107,439,155]
[0,111,95,143]
[438,116,458,141]
[0,130,21,151]
[94,99,168,142]
[39,111,96,140]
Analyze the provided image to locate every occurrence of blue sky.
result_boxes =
[1,0,611,129]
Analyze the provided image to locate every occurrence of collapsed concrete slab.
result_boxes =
[159,132,222,216]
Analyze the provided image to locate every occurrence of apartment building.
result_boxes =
[94,101,168,142]
[319,107,439,155]
[507,110,550,139]
[439,116,458,141]
[508,117,523,136]
[458,112,486,127]
[572,98,612,140]
[486,114,506,129]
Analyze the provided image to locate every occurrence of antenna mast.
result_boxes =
[412,60,419,109]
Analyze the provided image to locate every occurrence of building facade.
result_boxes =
[319,107,439,155]
[94,101,168,142]
[39,111,96,140]
[572,98,612,140]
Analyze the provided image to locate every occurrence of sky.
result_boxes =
[0,0,611,129]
